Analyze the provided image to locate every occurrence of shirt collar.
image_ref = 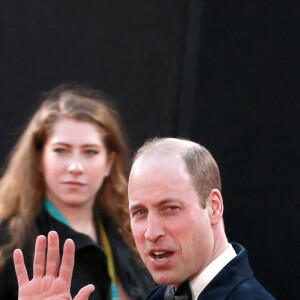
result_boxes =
[190,243,237,299]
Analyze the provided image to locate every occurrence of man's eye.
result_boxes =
[132,209,146,218]
[165,206,180,212]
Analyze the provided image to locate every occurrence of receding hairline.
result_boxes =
[133,137,201,162]
[131,137,221,208]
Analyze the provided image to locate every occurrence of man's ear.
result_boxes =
[206,189,223,225]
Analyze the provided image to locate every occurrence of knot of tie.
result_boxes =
[164,280,192,300]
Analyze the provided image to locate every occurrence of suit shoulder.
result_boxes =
[228,276,276,299]
[145,285,166,300]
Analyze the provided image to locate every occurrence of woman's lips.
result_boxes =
[62,181,86,188]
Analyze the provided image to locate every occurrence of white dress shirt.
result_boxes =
[189,244,237,299]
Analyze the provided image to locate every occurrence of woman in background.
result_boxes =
[0,83,155,300]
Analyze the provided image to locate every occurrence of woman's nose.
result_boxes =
[67,156,84,174]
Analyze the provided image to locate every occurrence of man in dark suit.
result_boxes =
[14,138,275,299]
[128,138,275,300]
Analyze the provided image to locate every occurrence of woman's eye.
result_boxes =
[54,148,66,154]
[85,149,98,155]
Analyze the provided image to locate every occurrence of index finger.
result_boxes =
[58,238,75,284]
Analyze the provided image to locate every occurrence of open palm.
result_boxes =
[13,231,94,300]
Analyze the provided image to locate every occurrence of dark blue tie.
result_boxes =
[164,280,192,300]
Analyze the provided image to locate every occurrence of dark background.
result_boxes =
[0,1,298,298]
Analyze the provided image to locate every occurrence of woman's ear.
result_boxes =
[207,189,223,225]
[104,151,116,177]
[37,151,44,173]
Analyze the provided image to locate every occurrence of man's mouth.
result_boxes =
[152,251,172,261]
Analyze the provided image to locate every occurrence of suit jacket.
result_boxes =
[146,243,275,300]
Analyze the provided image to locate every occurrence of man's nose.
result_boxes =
[144,214,164,242]
[67,156,84,174]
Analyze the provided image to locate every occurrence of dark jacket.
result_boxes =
[146,243,275,300]
[0,207,155,300]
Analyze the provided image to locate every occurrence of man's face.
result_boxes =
[129,154,216,287]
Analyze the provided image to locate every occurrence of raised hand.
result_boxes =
[13,231,94,300]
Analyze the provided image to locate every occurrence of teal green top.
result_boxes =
[43,197,69,225]
[43,197,119,300]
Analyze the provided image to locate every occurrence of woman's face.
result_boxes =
[41,118,114,210]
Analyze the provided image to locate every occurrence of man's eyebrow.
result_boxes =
[159,198,180,204]
[129,203,143,213]
[129,198,181,211]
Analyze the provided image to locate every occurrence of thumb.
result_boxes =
[73,284,95,300]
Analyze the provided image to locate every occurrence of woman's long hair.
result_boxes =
[0,83,133,266]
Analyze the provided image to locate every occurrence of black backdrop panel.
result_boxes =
[0,0,188,156]
[0,1,298,298]
[190,1,299,298]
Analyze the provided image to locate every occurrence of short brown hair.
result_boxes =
[132,137,221,207]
